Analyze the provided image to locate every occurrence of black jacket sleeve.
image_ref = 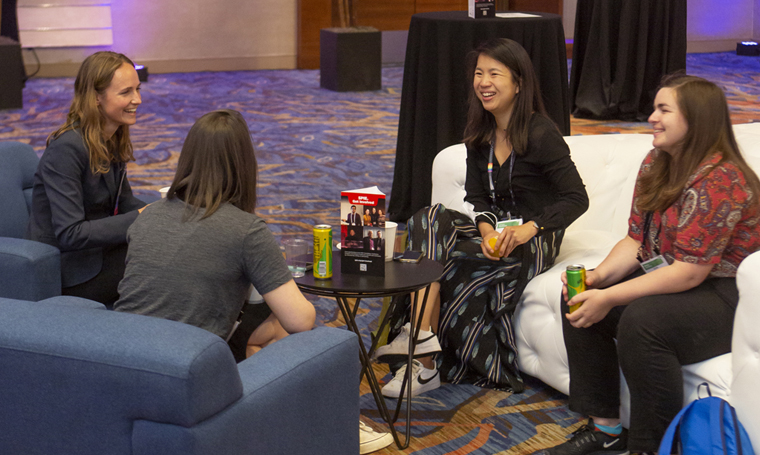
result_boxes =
[527,119,589,231]
[39,132,140,251]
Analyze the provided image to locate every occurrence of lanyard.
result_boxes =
[638,211,662,259]
[113,164,126,215]
[488,141,517,216]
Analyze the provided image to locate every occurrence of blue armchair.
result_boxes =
[0,296,361,455]
[0,141,61,300]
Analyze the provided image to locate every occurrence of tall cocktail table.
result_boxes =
[295,256,444,449]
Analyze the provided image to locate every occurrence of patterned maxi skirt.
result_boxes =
[386,204,564,392]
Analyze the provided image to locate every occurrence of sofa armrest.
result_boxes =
[0,237,60,301]
[131,327,361,455]
[731,251,760,450]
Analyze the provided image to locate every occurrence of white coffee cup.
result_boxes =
[384,221,397,261]
[159,186,170,198]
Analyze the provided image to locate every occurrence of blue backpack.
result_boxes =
[658,385,755,455]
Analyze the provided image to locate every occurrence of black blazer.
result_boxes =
[347,212,362,226]
[26,129,145,287]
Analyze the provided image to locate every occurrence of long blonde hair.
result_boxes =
[637,74,760,213]
[48,51,136,174]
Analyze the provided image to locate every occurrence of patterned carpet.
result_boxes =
[1,52,758,454]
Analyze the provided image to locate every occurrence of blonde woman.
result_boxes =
[27,51,146,306]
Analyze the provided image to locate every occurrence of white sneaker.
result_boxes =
[373,322,441,363]
[381,359,441,398]
[359,421,393,454]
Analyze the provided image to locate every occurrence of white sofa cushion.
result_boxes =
[731,251,760,450]
[563,134,652,237]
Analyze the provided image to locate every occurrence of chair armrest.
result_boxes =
[731,251,760,450]
[131,327,362,455]
[38,296,105,310]
[0,237,60,301]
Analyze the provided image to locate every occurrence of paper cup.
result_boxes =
[384,221,397,261]
[159,186,170,198]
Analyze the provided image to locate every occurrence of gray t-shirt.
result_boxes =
[114,198,292,339]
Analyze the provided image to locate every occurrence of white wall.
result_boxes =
[20,0,297,76]
[687,0,754,52]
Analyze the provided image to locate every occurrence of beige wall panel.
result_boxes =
[18,0,108,5]
[563,0,576,40]
[18,6,112,30]
[20,29,113,47]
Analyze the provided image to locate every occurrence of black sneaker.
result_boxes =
[533,421,628,455]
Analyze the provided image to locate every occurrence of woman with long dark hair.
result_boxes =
[376,38,588,396]
[115,109,315,358]
[27,51,146,305]
[115,110,392,454]
[537,75,760,455]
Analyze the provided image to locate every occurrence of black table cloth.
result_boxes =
[569,0,687,121]
[389,11,569,222]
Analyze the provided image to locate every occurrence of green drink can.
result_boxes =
[313,224,333,279]
[566,264,586,313]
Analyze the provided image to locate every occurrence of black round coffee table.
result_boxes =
[296,257,443,298]
[295,256,444,449]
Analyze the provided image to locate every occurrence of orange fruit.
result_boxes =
[487,237,502,257]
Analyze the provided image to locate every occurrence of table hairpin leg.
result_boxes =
[333,284,432,449]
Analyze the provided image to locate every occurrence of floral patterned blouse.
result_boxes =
[628,150,760,278]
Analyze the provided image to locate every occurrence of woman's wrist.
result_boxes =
[527,220,540,237]
[478,221,496,238]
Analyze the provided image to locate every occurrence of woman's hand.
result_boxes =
[481,230,510,260]
[509,222,539,247]
[482,222,538,260]
[560,268,604,301]
[564,288,615,328]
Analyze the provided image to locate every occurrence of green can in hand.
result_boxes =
[566,264,586,313]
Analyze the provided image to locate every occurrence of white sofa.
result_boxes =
[430,122,760,445]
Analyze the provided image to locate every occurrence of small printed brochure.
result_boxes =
[469,0,495,18]
[340,186,386,276]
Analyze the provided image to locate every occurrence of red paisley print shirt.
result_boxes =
[628,151,760,278]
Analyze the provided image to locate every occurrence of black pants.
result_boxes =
[62,244,128,308]
[562,270,737,452]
